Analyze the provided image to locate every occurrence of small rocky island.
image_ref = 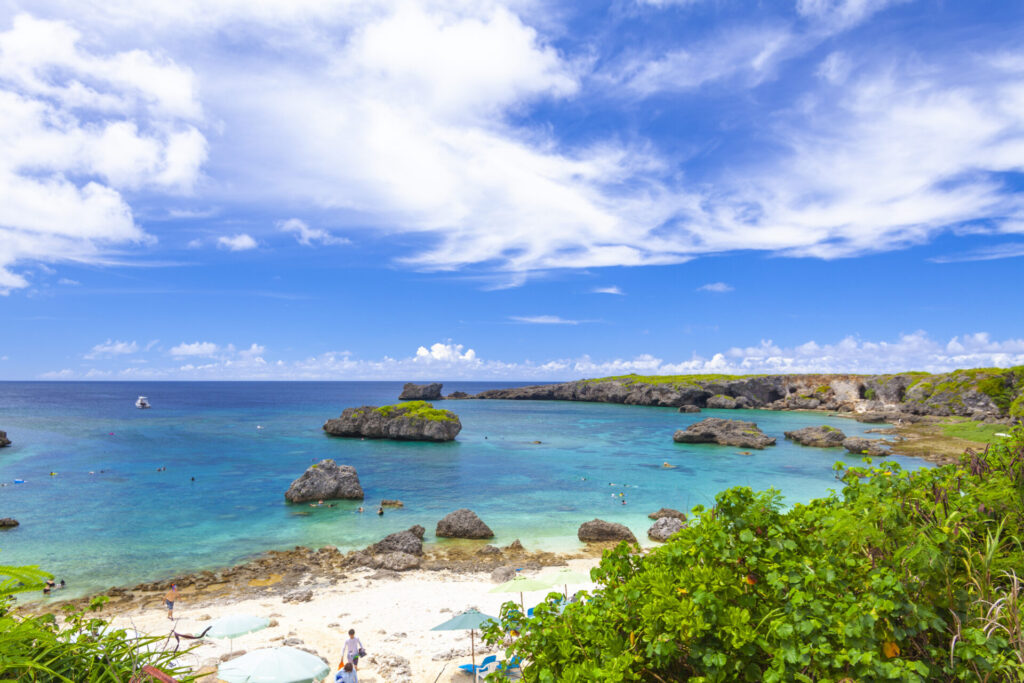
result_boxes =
[0,430,9,448]
[285,459,364,503]
[784,425,847,448]
[673,417,776,449]
[398,382,443,400]
[323,401,461,442]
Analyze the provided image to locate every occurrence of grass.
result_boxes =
[582,373,761,386]
[941,420,1010,443]
[374,400,458,422]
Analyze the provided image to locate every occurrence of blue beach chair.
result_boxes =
[459,654,496,676]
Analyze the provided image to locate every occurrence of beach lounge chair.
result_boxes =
[459,654,496,676]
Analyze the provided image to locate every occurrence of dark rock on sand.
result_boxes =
[842,437,892,456]
[399,382,443,400]
[323,403,461,442]
[435,509,494,539]
[285,459,364,503]
[784,425,847,448]
[647,508,687,521]
[0,430,9,447]
[0,518,18,529]
[673,418,776,449]
[370,525,425,556]
[678,405,702,413]
[706,394,738,409]
[577,519,637,544]
[648,517,685,542]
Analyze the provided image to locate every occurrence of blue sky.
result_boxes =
[1,0,1023,380]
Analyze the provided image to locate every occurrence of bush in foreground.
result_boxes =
[486,429,1024,682]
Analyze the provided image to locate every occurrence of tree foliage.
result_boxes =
[485,428,1024,682]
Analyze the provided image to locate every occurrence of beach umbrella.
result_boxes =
[489,575,551,614]
[431,609,496,677]
[218,646,329,683]
[540,567,593,598]
[207,614,270,652]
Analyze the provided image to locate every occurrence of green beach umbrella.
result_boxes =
[217,646,330,683]
[489,574,551,614]
[540,567,593,598]
[207,614,270,639]
[431,609,496,675]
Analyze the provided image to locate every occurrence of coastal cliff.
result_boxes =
[471,367,1024,422]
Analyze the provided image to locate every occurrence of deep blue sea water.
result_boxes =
[0,381,928,598]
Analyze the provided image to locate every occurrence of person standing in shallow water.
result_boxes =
[163,584,178,620]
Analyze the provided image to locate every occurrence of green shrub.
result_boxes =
[486,429,1024,681]
[864,388,877,400]
[375,401,457,422]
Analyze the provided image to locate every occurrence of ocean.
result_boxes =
[0,381,928,599]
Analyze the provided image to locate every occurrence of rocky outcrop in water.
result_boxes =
[648,517,684,542]
[679,405,701,413]
[648,508,687,521]
[285,459,364,503]
[468,368,1024,421]
[0,518,18,529]
[399,382,443,400]
[0,430,9,448]
[577,519,637,543]
[842,437,892,457]
[435,509,494,539]
[673,418,776,449]
[784,425,847,448]
[323,402,461,442]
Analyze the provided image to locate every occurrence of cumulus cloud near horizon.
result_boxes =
[43,332,1024,381]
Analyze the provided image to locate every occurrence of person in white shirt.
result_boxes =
[343,629,364,670]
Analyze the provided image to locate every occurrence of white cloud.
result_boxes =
[85,339,138,358]
[796,0,905,31]
[510,315,584,325]
[931,242,1024,263]
[44,332,1024,381]
[169,341,219,357]
[277,218,348,247]
[592,286,624,295]
[0,13,206,293]
[57,278,80,286]
[217,234,258,251]
[697,282,733,293]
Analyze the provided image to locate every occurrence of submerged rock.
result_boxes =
[398,382,443,400]
[842,437,892,456]
[647,517,685,542]
[577,519,637,544]
[285,459,364,503]
[435,509,494,539]
[647,508,687,521]
[673,418,776,449]
[323,402,461,442]
[0,430,9,447]
[784,425,847,448]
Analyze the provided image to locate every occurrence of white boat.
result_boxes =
[135,396,151,409]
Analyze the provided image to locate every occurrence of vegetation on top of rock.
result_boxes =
[583,373,758,387]
[485,428,1024,681]
[375,400,458,422]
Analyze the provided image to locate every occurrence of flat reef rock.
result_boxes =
[398,382,443,401]
[285,459,364,503]
[578,519,637,544]
[323,402,461,442]
[842,436,892,457]
[436,509,494,539]
[647,517,684,542]
[0,430,9,447]
[673,417,776,449]
[784,425,847,448]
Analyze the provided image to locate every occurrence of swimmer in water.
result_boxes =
[357,507,364,513]
[377,506,384,516]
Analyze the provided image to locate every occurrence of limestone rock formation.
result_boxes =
[842,437,892,457]
[380,499,404,508]
[784,425,847,448]
[673,418,776,449]
[377,552,420,572]
[0,518,18,529]
[647,508,687,521]
[285,460,364,503]
[370,525,425,556]
[0,430,9,448]
[447,391,470,399]
[398,382,443,400]
[577,519,637,544]
[678,405,702,413]
[647,517,684,542]
[323,402,461,442]
[706,394,737,409]
[435,509,494,539]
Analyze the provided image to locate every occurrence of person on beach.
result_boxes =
[343,629,365,670]
[164,584,178,620]
[335,661,358,682]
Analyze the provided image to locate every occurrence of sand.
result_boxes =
[102,557,600,682]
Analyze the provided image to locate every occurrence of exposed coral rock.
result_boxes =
[323,402,461,442]
[435,509,494,539]
[648,517,684,542]
[577,519,637,544]
[784,425,847,448]
[398,382,443,400]
[285,460,363,503]
[673,418,776,449]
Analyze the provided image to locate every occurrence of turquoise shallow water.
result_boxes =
[0,381,928,598]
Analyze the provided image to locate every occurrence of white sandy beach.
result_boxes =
[104,558,600,683]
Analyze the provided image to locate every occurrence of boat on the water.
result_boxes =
[135,396,151,409]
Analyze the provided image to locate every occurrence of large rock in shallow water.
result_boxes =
[436,509,494,539]
[323,402,461,442]
[285,459,364,503]
[578,519,637,544]
[648,517,684,542]
[370,525,425,555]
[0,518,18,529]
[784,425,847,448]
[0,430,9,447]
[842,436,891,456]
[399,382,443,400]
[673,418,776,449]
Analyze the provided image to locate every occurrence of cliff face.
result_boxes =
[471,368,1024,422]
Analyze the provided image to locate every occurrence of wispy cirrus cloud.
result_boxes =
[510,315,588,325]
[85,339,138,358]
[592,285,624,295]
[697,282,733,293]
[277,218,349,247]
[931,242,1024,263]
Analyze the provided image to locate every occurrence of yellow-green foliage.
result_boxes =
[584,373,758,387]
[941,420,1011,443]
[375,401,457,423]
